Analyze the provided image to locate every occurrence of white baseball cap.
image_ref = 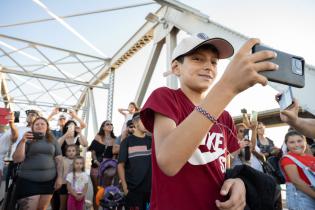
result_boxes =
[171,33,234,61]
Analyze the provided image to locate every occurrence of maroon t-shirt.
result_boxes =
[140,87,239,210]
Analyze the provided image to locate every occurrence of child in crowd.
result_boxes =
[280,130,315,209]
[66,156,89,210]
[140,33,278,210]
[59,145,77,210]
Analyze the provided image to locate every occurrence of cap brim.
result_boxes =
[193,38,234,59]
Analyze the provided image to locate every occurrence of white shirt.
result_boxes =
[0,126,31,170]
[66,172,89,193]
[0,130,12,170]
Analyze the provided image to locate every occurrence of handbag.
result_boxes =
[283,154,315,189]
[258,157,285,185]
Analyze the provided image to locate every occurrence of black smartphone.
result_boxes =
[58,107,68,113]
[14,111,20,123]
[243,129,250,140]
[278,86,294,111]
[241,108,247,114]
[32,132,45,140]
[243,129,251,161]
[252,44,305,88]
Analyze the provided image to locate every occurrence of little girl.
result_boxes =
[60,145,77,210]
[66,156,89,210]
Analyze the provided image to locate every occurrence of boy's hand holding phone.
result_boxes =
[219,38,278,96]
[252,44,304,88]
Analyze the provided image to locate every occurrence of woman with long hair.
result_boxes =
[280,130,315,209]
[88,120,116,210]
[58,120,88,156]
[13,117,63,210]
[118,102,139,133]
[256,122,280,158]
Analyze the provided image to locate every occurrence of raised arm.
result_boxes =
[47,107,59,121]
[13,131,33,163]
[69,110,87,129]
[153,39,278,176]
[75,127,88,147]
[58,133,67,146]
[8,112,18,142]
[280,99,315,138]
[118,108,128,116]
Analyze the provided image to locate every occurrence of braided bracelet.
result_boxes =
[195,106,217,123]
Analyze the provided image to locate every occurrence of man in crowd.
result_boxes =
[118,113,152,210]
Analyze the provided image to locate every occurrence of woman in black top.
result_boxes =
[58,120,88,156]
[88,120,116,210]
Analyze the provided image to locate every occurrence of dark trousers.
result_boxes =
[5,161,18,192]
[125,191,150,210]
[50,190,60,210]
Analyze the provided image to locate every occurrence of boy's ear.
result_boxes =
[171,60,181,76]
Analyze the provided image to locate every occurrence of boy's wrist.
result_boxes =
[214,81,237,98]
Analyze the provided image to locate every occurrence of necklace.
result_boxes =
[104,135,111,146]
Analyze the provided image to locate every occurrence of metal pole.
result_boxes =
[166,27,178,89]
[107,68,115,121]
[88,88,98,134]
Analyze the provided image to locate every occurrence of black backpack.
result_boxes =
[261,156,286,185]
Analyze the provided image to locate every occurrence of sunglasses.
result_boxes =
[105,123,113,126]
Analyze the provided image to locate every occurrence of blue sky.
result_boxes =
[1,0,314,146]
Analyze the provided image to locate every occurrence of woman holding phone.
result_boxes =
[13,117,63,210]
[58,120,88,156]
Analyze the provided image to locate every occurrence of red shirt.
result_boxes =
[140,87,239,210]
[280,152,315,184]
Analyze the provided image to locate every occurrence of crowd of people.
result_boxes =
[0,33,314,210]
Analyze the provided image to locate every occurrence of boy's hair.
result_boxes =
[132,112,141,122]
[175,44,219,64]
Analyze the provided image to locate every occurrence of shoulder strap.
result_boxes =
[283,155,308,170]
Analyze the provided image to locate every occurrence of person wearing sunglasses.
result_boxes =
[88,120,116,210]
[113,120,135,156]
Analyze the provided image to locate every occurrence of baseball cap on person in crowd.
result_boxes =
[132,112,141,121]
[25,109,40,116]
[126,120,133,127]
[59,114,67,120]
[171,32,234,62]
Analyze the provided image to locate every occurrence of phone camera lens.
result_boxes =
[291,58,303,75]
[294,59,302,69]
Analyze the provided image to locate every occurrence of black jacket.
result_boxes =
[226,164,280,210]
